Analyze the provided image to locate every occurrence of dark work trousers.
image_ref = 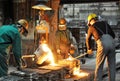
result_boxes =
[0,53,8,77]
[94,35,116,81]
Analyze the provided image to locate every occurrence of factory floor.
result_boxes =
[8,49,120,81]
[80,49,120,81]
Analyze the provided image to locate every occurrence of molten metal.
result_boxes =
[36,43,56,65]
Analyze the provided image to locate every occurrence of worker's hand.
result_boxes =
[87,49,93,55]
[70,44,75,49]
[70,44,74,47]
[57,49,61,54]
[16,66,22,71]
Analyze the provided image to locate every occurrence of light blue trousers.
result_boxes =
[94,37,116,81]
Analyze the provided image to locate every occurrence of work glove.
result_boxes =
[16,59,23,71]
[70,44,75,49]
[70,44,74,47]
[87,49,93,55]
[16,65,22,71]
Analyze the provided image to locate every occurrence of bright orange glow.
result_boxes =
[73,67,89,77]
[73,66,80,75]
[66,54,75,60]
[37,43,56,66]
[36,46,88,77]
[66,55,89,77]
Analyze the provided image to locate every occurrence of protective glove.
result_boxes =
[16,59,23,71]
[70,44,74,47]
[16,65,22,71]
[87,49,93,55]
[70,44,75,49]
[57,49,61,54]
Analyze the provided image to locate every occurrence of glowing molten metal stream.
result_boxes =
[37,43,89,77]
[67,55,89,77]
[37,43,56,66]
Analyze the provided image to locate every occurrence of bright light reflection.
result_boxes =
[40,43,56,66]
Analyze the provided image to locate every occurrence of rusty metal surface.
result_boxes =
[63,69,93,81]
[9,65,67,81]
[7,65,95,81]
[22,68,52,74]
[10,70,38,77]
[38,65,66,70]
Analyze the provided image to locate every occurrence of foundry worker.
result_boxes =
[55,18,75,60]
[34,10,50,49]
[0,19,29,77]
[86,13,116,81]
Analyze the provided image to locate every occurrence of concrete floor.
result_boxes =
[103,70,120,81]
[80,50,120,81]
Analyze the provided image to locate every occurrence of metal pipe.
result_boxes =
[75,53,87,59]
[22,55,35,58]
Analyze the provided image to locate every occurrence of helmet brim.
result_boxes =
[22,26,28,36]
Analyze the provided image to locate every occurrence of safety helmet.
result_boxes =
[58,18,67,30]
[59,18,66,25]
[18,19,29,36]
[18,19,28,30]
[87,13,97,22]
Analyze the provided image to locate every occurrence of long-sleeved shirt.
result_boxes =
[55,29,71,50]
[0,24,21,66]
[86,21,115,50]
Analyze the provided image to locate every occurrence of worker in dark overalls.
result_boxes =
[0,19,29,77]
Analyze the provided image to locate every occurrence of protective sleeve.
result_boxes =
[86,25,100,50]
[12,32,22,67]
[86,27,92,50]
[55,31,61,49]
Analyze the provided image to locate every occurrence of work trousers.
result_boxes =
[0,53,8,77]
[94,37,116,81]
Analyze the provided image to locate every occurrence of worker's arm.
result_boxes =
[86,27,92,50]
[12,32,22,70]
[55,31,61,54]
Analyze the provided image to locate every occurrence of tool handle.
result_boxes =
[75,53,88,59]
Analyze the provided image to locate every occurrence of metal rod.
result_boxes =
[75,53,88,59]
[22,55,35,58]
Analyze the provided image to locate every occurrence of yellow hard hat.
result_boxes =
[18,19,28,30]
[18,19,29,36]
[87,13,97,22]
